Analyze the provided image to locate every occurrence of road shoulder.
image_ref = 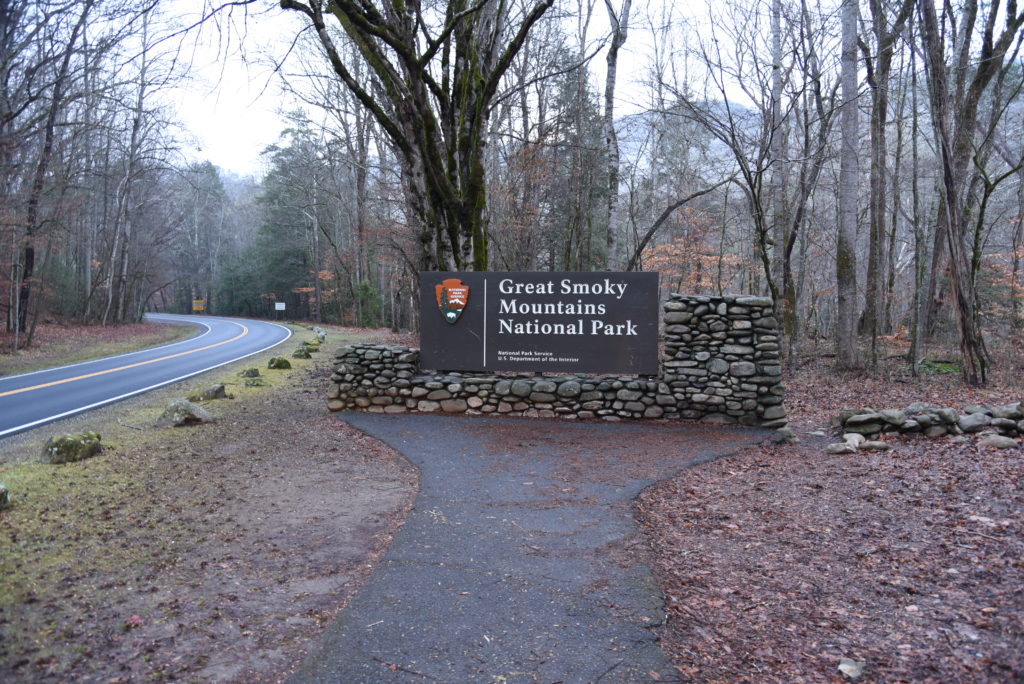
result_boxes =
[0,326,419,682]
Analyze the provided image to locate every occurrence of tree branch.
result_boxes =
[625,177,734,271]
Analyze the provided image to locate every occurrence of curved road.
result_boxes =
[0,314,291,439]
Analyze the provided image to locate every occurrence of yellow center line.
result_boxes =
[0,322,249,399]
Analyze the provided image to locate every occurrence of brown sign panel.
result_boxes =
[420,272,660,374]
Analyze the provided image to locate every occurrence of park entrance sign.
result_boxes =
[420,272,659,374]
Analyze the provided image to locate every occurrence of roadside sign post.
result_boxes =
[275,301,286,320]
[192,299,205,313]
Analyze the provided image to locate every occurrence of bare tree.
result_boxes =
[836,0,859,369]
[858,0,914,365]
[278,0,554,271]
[918,0,1024,384]
[602,0,630,270]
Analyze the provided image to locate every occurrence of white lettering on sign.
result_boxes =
[498,319,585,335]
[419,271,658,374]
[559,278,628,299]
[495,276,632,337]
[590,319,638,336]
[498,299,606,316]
[498,278,555,295]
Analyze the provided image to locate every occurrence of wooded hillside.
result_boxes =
[2,0,1022,384]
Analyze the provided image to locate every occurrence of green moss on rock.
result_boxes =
[41,432,102,465]
[268,356,292,370]
[154,399,214,428]
[187,384,230,402]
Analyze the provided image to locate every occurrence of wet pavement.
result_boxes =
[289,413,768,683]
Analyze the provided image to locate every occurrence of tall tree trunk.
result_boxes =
[1013,181,1024,330]
[836,0,860,369]
[768,0,790,322]
[909,36,925,374]
[281,0,554,272]
[603,0,631,271]
[16,1,92,338]
[104,10,149,325]
[860,0,914,363]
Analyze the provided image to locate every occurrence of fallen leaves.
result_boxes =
[638,355,1024,682]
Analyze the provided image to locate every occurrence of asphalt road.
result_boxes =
[0,313,291,439]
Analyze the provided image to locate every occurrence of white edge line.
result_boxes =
[0,321,293,438]
[0,315,212,383]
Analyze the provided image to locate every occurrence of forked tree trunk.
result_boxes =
[917,0,1024,385]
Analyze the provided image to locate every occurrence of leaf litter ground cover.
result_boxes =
[637,355,1023,682]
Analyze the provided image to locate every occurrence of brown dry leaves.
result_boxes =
[638,357,1023,682]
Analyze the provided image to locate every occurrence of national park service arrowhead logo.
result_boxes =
[435,278,469,324]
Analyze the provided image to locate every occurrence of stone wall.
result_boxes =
[327,294,786,428]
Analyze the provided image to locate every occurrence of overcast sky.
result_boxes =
[170,2,299,178]
[172,1,696,178]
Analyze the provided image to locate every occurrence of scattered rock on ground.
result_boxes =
[267,357,291,370]
[0,483,9,510]
[292,347,312,359]
[838,658,867,680]
[187,384,230,402]
[827,443,856,454]
[978,434,1018,450]
[238,368,261,378]
[770,427,796,444]
[40,432,102,464]
[155,400,214,428]
[843,433,866,448]
[859,440,891,451]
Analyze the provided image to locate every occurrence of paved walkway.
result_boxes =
[289,414,767,683]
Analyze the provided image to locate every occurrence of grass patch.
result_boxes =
[0,458,167,604]
[918,357,963,374]
[0,324,367,656]
[0,321,411,680]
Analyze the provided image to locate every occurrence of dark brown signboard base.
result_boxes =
[420,272,659,375]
